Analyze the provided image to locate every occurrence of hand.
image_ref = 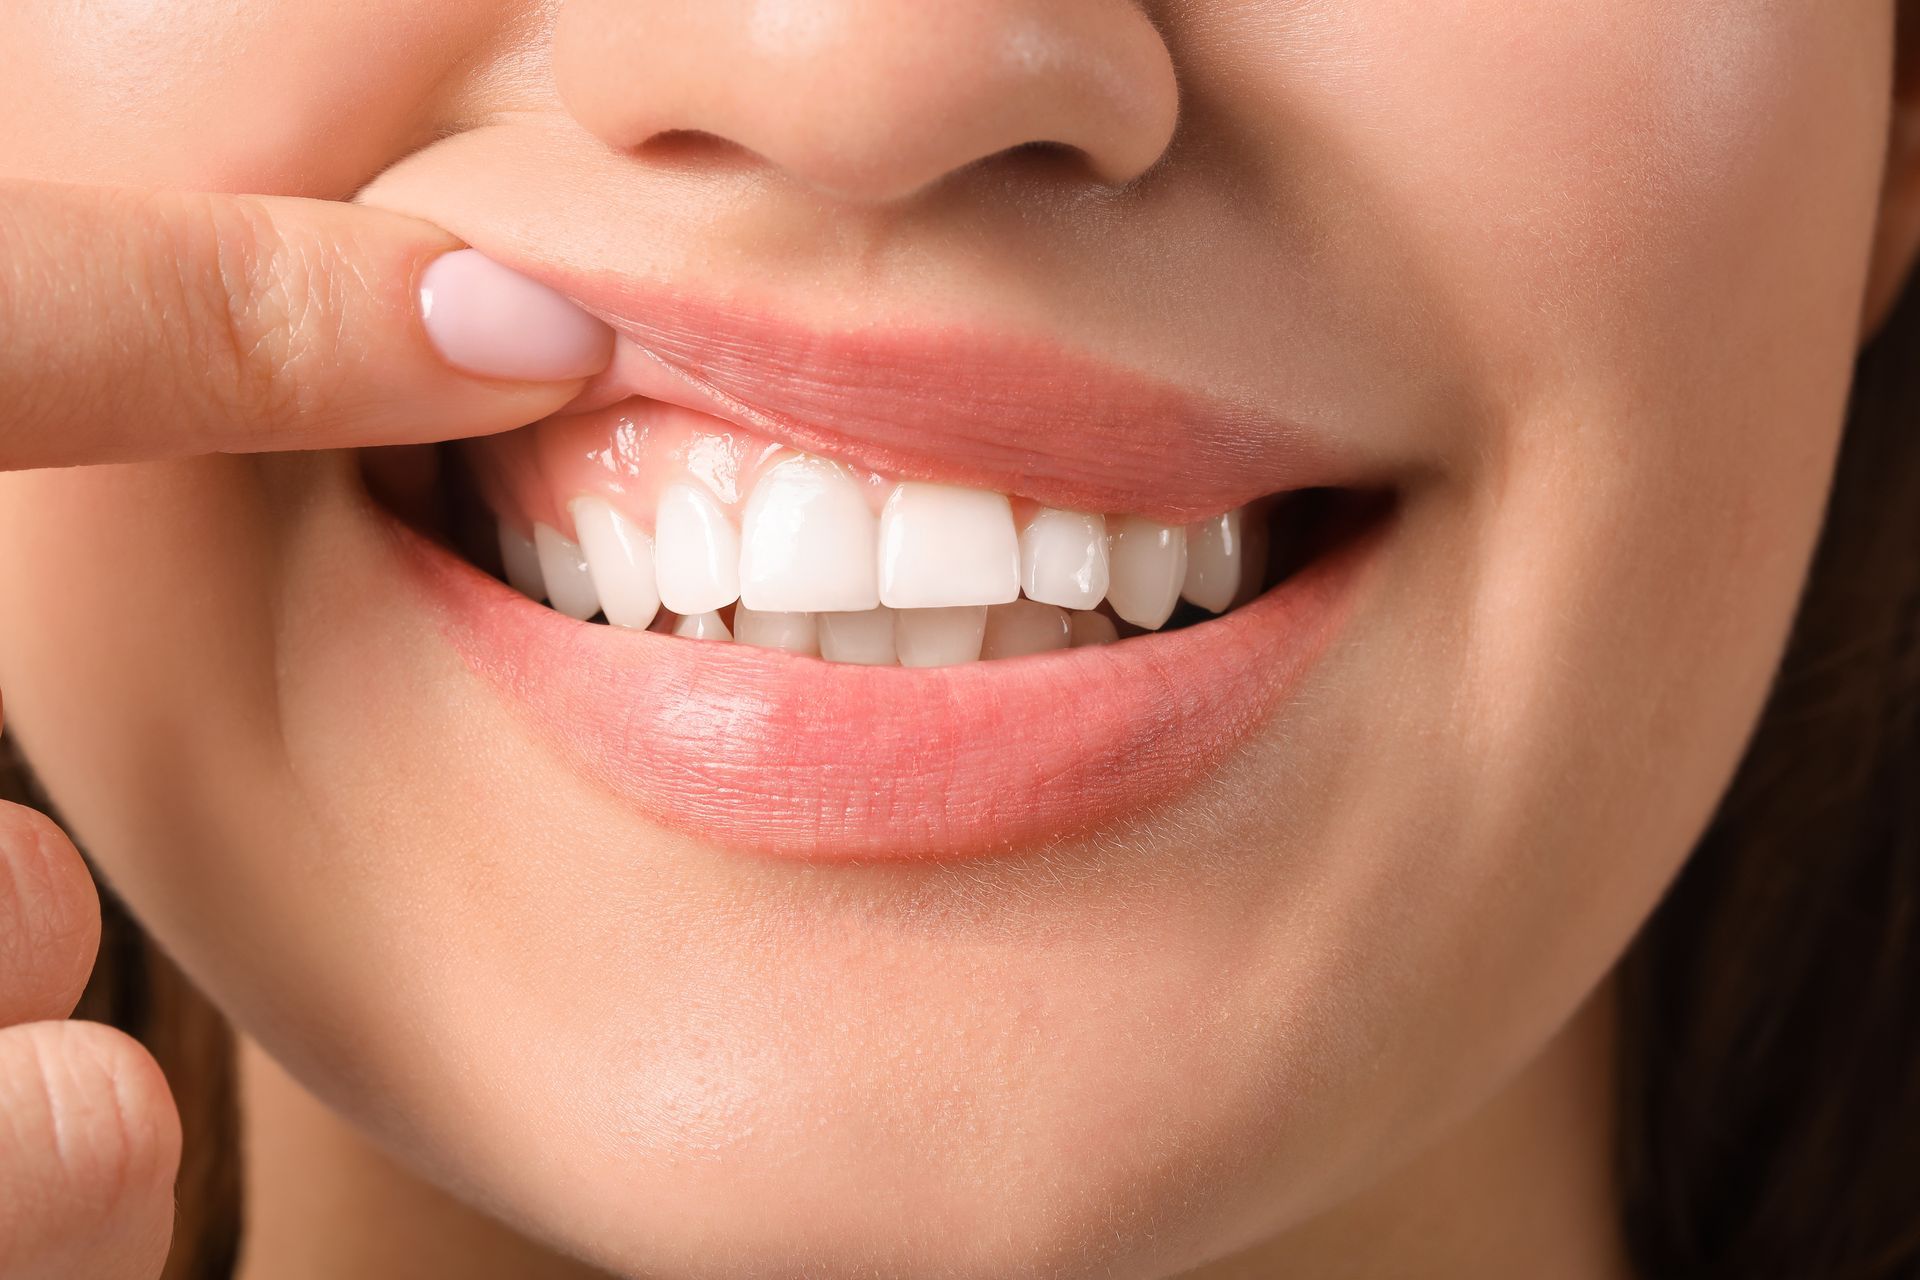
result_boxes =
[0,178,611,1275]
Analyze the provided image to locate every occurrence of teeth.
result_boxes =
[533,523,601,621]
[734,607,820,655]
[655,481,741,615]
[492,436,1277,661]
[1068,610,1120,648]
[671,611,733,641]
[1181,508,1244,615]
[1234,512,1270,609]
[570,498,660,630]
[878,483,1020,609]
[739,456,880,613]
[498,523,547,601]
[817,608,898,666]
[1105,517,1187,630]
[895,606,988,668]
[1019,507,1109,610]
[980,601,1072,660]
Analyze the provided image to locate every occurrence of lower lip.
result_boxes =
[388,514,1379,862]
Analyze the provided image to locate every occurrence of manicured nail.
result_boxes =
[418,249,613,382]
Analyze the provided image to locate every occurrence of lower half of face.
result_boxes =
[0,4,1892,1277]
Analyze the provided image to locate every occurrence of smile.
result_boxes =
[374,298,1396,860]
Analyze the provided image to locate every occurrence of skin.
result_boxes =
[1,3,1918,1277]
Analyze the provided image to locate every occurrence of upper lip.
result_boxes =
[495,260,1377,522]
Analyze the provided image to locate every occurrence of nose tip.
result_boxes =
[553,0,1180,204]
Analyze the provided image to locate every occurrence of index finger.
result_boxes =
[0,180,613,470]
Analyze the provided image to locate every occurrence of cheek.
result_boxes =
[1418,5,1884,756]
[1325,7,1885,707]
[0,463,284,878]
[0,0,520,194]
[1371,7,1888,889]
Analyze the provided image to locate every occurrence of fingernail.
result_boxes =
[418,249,613,382]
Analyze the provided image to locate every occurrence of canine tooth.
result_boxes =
[1068,611,1120,647]
[818,608,898,666]
[671,611,733,641]
[1105,517,1187,630]
[1019,508,1109,609]
[981,601,1072,659]
[739,456,879,612]
[1182,508,1245,614]
[1235,511,1271,608]
[534,522,601,621]
[570,497,660,629]
[894,606,987,668]
[734,607,819,655]
[878,482,1020,609]
[498,522,547,600]
[655,482,741,614]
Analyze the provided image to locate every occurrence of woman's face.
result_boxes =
[0,3,1896,1275]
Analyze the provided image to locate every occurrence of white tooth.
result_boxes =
[1068,610,1120,648]
[655,482,741,614]
[671,611,733,641]
[1236,512,1270,608]
[1181,508,1245,614]
[878,482,1020,609]
[498,522,547,601]
[1105,517,1187,630]
[570,497,660,630]
[1019,508,1109,609]
[981,601,1072,660]
[894,606,987,668]
[817,608,897,666]
[733,607,819,655]
[739,456,879,613]
[534,522,601,621]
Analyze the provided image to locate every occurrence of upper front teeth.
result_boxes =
[878,483,1020,609]
[739,456,880,613]
[1018,507,1109,609]
[655,481,739,615]
[480,439,1265,660]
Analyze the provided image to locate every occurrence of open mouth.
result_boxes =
[366,301,1394,861]
[386,397,1376,665]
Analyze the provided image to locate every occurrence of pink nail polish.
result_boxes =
[418,249,613,382]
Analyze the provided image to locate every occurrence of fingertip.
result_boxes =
[0,1021,180,1278]
[0,801,102,1023]
[418,248,615,384]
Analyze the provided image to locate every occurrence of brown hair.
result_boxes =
[5,36,1920,1280]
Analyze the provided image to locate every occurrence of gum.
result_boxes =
[465,397,1047,541]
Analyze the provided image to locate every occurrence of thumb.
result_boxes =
[0,1021,181,1279]
[0,180,612,471]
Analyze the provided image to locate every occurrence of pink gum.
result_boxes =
[464,398,1046,541]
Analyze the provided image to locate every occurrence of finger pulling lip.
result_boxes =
[386,504,1383,862]
[500,266,1372,523]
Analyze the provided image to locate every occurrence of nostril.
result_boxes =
[552,0,1180,207]
[635,128,760,172]
[967,139,1118,193]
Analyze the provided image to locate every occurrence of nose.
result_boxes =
[552,0,1180,204]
